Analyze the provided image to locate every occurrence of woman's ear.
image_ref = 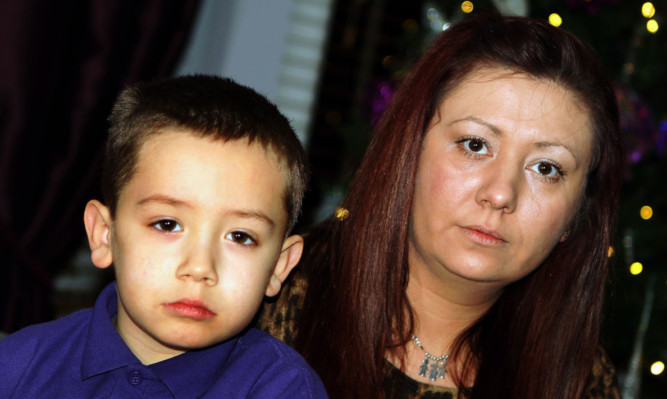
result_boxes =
[83,200,114,269]
[560,230,570,242]
[265,235,304,297]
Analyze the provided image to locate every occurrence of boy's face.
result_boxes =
[84,131,302,364]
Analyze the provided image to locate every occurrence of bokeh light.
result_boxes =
[335,207,350,221]
[461,1,473,14]
[630,262,643,275]
[548,13,562,27]
[640,205,653,220]
[642,2,656,18]
[426,8,439,21]
[402,19,418,34]
[659,120,667,132]
[650,361,665,375]
[608,246,615,258]
[647,19,659,33]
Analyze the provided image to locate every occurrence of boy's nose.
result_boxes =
[176,243,219,286]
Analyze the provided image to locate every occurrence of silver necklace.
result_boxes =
[411,334,449,382]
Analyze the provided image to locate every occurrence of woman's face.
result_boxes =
[409,67,593,289]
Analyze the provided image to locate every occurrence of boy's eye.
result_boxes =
[152,219,183,232]
[225,231,256,246]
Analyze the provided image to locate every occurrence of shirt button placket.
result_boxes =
[128,370,143,385]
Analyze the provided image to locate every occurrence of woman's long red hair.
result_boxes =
[295,14,623,398]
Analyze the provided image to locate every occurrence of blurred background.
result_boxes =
[0,0,664,397]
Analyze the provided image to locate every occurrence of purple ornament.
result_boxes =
[615,83,664,163]
[366,79,397,125]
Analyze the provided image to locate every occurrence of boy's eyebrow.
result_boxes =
[136,194,276,229]
[226,210,276,230]
[136,194,193,209]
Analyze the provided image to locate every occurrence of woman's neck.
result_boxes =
[387,250,503,388]
[406,261,501,351]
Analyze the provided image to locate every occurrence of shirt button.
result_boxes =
[128,370,143,385]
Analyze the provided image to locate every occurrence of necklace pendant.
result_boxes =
[427,361,440,381]
[427,359,447,381]
[436,359,447,380]
[418,356,429,377]
[411,335,449,382]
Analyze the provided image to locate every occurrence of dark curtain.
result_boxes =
[0,0,200,333]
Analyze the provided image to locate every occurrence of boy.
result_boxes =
[0,75,327,398]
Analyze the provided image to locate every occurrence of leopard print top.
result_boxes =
[256,270,620,398]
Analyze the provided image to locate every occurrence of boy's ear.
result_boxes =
[83,200,114,270]
[265,235,304,297]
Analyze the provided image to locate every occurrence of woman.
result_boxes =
[259,14,622,398]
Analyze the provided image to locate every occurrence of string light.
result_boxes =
[642,2,656,18]
[630,262,643,275]
[647,19,659,33]
[650,361,665,375]
[608,246,615,257]
[461,1,474,14]
[335,207,350,221]
[640,205,653,220]
[548,13,562,27]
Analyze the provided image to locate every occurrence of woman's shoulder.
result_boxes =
[582,346,621,398]
[256,267,309,346]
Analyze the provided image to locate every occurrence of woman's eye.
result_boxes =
[152,219,183,232]
[225,231,256,246]
[530,161,563,179]
[461,138,489,155]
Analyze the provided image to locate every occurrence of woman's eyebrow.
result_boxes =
[450,117,581,164]
[449,116,502,136]
[536,141,579,163]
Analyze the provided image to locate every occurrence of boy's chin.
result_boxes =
[156,329,237,352]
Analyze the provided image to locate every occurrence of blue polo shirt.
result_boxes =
[0,282,327,398]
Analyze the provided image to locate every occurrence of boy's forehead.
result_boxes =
[137,129,285,166]
[121,130,289,220]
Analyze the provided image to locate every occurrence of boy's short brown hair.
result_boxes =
[103,75,308,233]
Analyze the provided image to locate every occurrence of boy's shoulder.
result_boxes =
[0,308,93,396]
[237,328,308,365]
[0,307,92,354]
[202,328,328,398]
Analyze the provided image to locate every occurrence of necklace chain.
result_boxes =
[411,334,449,381]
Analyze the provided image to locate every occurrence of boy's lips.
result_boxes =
[164,299,216,320]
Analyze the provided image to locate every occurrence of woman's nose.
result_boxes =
[474,162,520,213]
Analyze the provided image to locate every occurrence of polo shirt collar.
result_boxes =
[80,281,242,399]
[150,338,238,398]
[81,282,138,379]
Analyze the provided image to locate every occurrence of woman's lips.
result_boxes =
[461,226,507,247]
[164,299,216,320]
